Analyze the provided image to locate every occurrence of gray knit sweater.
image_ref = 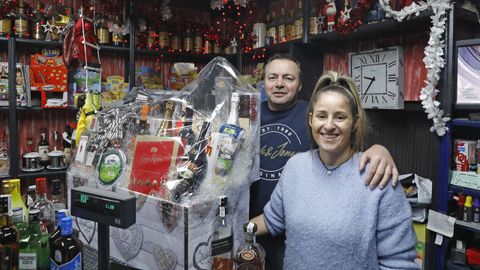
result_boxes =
[263,151,419,270]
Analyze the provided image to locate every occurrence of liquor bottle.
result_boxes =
[2,179,27,222]
[456,194,466,221]
[63,125,72,165]
[158,22,170,49]
[474,197,480,223]
[18,209,50,270]
[171,121,210,202]
[0,4,12,37]
[0,195,19,270]
[235,222,265,270]
[96,16,110,45]
[211,196,234,270]
[29,178,55,234]
[32,0,45,40]
[12,207,28,240]
[193,22,203,54]
[50,179,66,221]
[26,185,36,208]
[285,10,295,41]
[134,105,151,136]
[156,101,174,137]
[178,107,196,155]
[294,0,303,39]
[0,130,8,175]
[14,0,29,38]
[170,24,182,51]
[213,93,245,186]
[50,216,83,269]
[268,11,277,44]
[277,8,287,43]
[264,14,272,46]
[309,0,319,36]
[38,128,49,167]
[24,137,34,155]
[48,209,68,247]
[183,25,193,52]
[112,16,124,46]
[147,21,157,49]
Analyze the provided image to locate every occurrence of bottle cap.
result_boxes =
[35,177,47,194]
[474,197,480,208]
[60,216,73,236]
[243,222,257,234]
[465,196,473,207]
[56,209,68,226]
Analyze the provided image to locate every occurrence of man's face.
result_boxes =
[264,59,301,111]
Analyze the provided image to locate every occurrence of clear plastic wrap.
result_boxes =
[67,57,260,269]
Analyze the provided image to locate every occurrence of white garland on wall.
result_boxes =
[379,0,452,136]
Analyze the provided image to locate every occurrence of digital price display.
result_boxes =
[71,186,136,229]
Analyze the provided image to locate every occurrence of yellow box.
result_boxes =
[413,223,429,270]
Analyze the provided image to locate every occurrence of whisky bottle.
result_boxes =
[285,10,295,41]
[96,15,110,45]
[211,196,234,270]
[309,0,319,36]
[0,195,19,270]
[294,0,303,39]
[18,209,50,270]
[268,11,277,44]
[235,222,265,270]
[29,178,55,234]
[277,8,287,43]
[26,185,36,208]
[38,128,49,167]
[50,216,84,270]
[158,22,170,49]
[48,209,68,248]
[156,101,175,137]
[2,180,27,222]
[14,0,29,38]
[171,121,210,202]
[32,0,45,40]
[50,179,66,222]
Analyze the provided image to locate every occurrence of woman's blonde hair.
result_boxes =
[307,71,368,152]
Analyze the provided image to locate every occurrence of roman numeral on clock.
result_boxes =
[388,60,396,68]
[387,91,396,98]
[388,74,396,82]
[369,54,380,63]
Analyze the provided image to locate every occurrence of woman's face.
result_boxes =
[309,91,356,161]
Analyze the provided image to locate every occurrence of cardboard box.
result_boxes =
[413,223,429,270]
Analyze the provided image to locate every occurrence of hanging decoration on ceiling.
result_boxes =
[379,0,452,136]
[210,0,250,10]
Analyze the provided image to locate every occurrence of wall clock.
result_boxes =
[349,46,404,109]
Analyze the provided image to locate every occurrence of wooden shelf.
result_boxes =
[309,10,433,48]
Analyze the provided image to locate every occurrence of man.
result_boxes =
[250,54,399,270]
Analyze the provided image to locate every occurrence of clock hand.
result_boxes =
[363,76,375,94]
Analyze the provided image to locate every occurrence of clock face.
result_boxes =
[349,47,404,109]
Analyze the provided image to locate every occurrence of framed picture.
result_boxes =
[456,39,480,105]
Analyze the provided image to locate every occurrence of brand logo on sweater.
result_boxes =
[260,123,303,181]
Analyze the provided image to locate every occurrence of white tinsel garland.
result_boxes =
[379,0,452,136]
[161,0,172,21]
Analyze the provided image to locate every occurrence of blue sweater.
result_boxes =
[264,151,418,270]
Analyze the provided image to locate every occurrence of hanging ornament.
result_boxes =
[161,0,172,21]
[211,0,224,10]
[233,0,249,8]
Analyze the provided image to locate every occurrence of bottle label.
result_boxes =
[51,252,82,270]
[295,19,303,38]
[277,25,286,42]
[474,208,480,222]
[240,250,255,261]
[211,235,233,256]
[38,145,49,161]
[19,252,37,269]
[309,17,319,35]
[15,18,28,37]
[0,19,11,35]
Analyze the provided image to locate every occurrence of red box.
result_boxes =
[467,247,480,266]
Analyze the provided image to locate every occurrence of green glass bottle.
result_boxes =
[18,209,50,270]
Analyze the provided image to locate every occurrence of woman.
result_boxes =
[251,71,418,269]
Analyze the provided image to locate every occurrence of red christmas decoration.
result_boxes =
[334,0,375,35]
